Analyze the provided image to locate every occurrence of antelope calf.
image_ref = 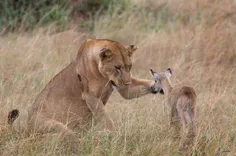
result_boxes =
[150,68,197,148]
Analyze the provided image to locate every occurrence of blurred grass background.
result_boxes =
[0,0,236,155]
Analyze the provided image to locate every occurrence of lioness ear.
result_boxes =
[165,68,172,78]
[126,45,138,56]
[100,48,112,60]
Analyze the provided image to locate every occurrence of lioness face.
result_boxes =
[98,44,137,87]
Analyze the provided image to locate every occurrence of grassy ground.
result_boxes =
[0,0,236,155]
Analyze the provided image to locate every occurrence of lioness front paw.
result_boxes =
[104,118,115,131]
[97,115,115,132]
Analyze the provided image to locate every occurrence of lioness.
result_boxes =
[9,39,160,134]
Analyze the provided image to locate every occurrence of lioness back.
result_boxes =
[27,61,91,131]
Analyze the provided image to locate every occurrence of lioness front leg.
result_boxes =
[82,93,115,131]
[116,77,158,99]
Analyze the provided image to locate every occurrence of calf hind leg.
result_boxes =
[177,105,195,151]
[176,104,189,150]
[184,106,196,146]
[170,108,181,140]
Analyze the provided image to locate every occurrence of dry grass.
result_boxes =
[0,0,236,155]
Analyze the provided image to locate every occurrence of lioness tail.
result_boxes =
[8,109,19,124]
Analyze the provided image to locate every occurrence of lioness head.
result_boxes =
[98,42,138,87]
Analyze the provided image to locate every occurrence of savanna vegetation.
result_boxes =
[0,0,236,155]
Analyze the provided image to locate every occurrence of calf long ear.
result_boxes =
[150,69,162,80]
[150,69,156,75]
[165,68,172,78]
[99,48,112,60]
[126,45,138,56]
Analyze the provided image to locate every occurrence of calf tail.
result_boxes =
[8,109,19,125]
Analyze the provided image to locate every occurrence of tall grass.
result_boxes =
[0,0,72,33]
[0,0,236,155]
[0,0,133,33]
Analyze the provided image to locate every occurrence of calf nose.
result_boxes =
[151,86,160,94]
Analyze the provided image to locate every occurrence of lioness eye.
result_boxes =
[128,65,132,70]
[115,66,121,70]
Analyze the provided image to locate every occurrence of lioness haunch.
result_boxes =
[7,39,161,134]
[150,68,197,149]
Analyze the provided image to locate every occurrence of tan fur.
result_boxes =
[151,68,197,149]
[16,39,159,134]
